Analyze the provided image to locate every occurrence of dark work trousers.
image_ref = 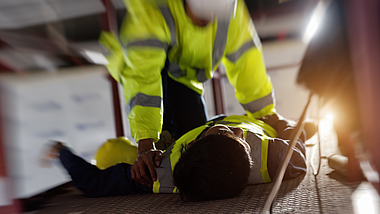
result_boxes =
[59,147,152,197]
[161,70,208,139]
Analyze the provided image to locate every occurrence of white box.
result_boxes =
[0,66,116,198]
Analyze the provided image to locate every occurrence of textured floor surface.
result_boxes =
[33,127,361,214]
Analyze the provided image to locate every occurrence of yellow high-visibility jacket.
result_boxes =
[153,115,276,193]
[100,0,275,143]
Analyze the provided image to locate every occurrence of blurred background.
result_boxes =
[0,0,379,213]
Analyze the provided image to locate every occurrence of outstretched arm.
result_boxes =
[44,142,153,197]
[223,0,275,119]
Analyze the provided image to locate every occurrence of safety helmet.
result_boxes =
[94,137,138,169]
[186,0,237,21]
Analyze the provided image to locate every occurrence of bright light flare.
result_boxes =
[90,159,97,165]
[80,50,109,65]
[352,183,380,214]
[318,111,334,133]
[303,0,329,43]
[325,112,334,121]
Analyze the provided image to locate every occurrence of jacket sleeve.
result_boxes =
[222,0,276,119]
[267,138,307,180]
[100,0,171,142]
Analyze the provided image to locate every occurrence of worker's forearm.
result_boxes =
[137,138,156,154]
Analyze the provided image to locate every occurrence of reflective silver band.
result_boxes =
[242,92,274,113]
[246,131,265,184]
[157,144,175,193]
[225,40,255,62]
[196,68,208,82]
[168,63,208,82]
[159,7,176,48]
[212,19,230,67]
[127,93,162,113]
[168,62,185,78]
[128,39,169,50]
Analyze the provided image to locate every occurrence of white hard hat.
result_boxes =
[186,0,237,21]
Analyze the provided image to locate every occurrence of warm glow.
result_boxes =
[303,0,329,43]
[318,112,334,133]
[326,112,334,121]
[352,183,380,214]
[357,193,375,214]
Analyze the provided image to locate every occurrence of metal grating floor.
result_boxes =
[33,125,361,214]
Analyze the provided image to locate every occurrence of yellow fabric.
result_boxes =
[153,179,160,193]
[165,0,218,94]
[99,31,124,82]
[223,0,275,119]
[94,137,138,169]
[100,0,275,143]
[220,115,277,138]
[246,105,276,124]
[112,0,169,142]
[260,138,271,182]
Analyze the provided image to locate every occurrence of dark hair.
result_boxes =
[172,134,251,202]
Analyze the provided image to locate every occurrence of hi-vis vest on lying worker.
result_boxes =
[153,115,277,193]
[99,0,276,143]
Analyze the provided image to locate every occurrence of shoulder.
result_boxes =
[120,0,171,43]
[225,0,255,53]
[229,0,250,30]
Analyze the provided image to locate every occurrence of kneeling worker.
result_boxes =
[45,114,308,201]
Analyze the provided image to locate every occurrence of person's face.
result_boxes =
[188,125,251,153]
[184,1,213,27]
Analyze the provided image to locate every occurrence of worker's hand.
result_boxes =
[131,138,163,187]
[40,141,65,167]
[137,138,156,155]
[131,149,163,187]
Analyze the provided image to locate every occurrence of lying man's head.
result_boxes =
[173,125,252,201]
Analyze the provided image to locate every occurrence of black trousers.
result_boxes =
[59,147,152,197]
[161,70,208,139]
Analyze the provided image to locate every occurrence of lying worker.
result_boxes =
[45,114,307,201]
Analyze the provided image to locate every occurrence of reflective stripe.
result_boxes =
[127,93,162,114]
[216,118,272,137]
[155,144,175,193]
[242,92,274,113]
[225,40,255,62]
[168,62,185,78]
[260,138,271,182]
[159,7,176,48]
[128,39,169,50]
[246,132,265,184]
[196,68,208,82]
[168,64,208,82]
[212,19,230,67]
